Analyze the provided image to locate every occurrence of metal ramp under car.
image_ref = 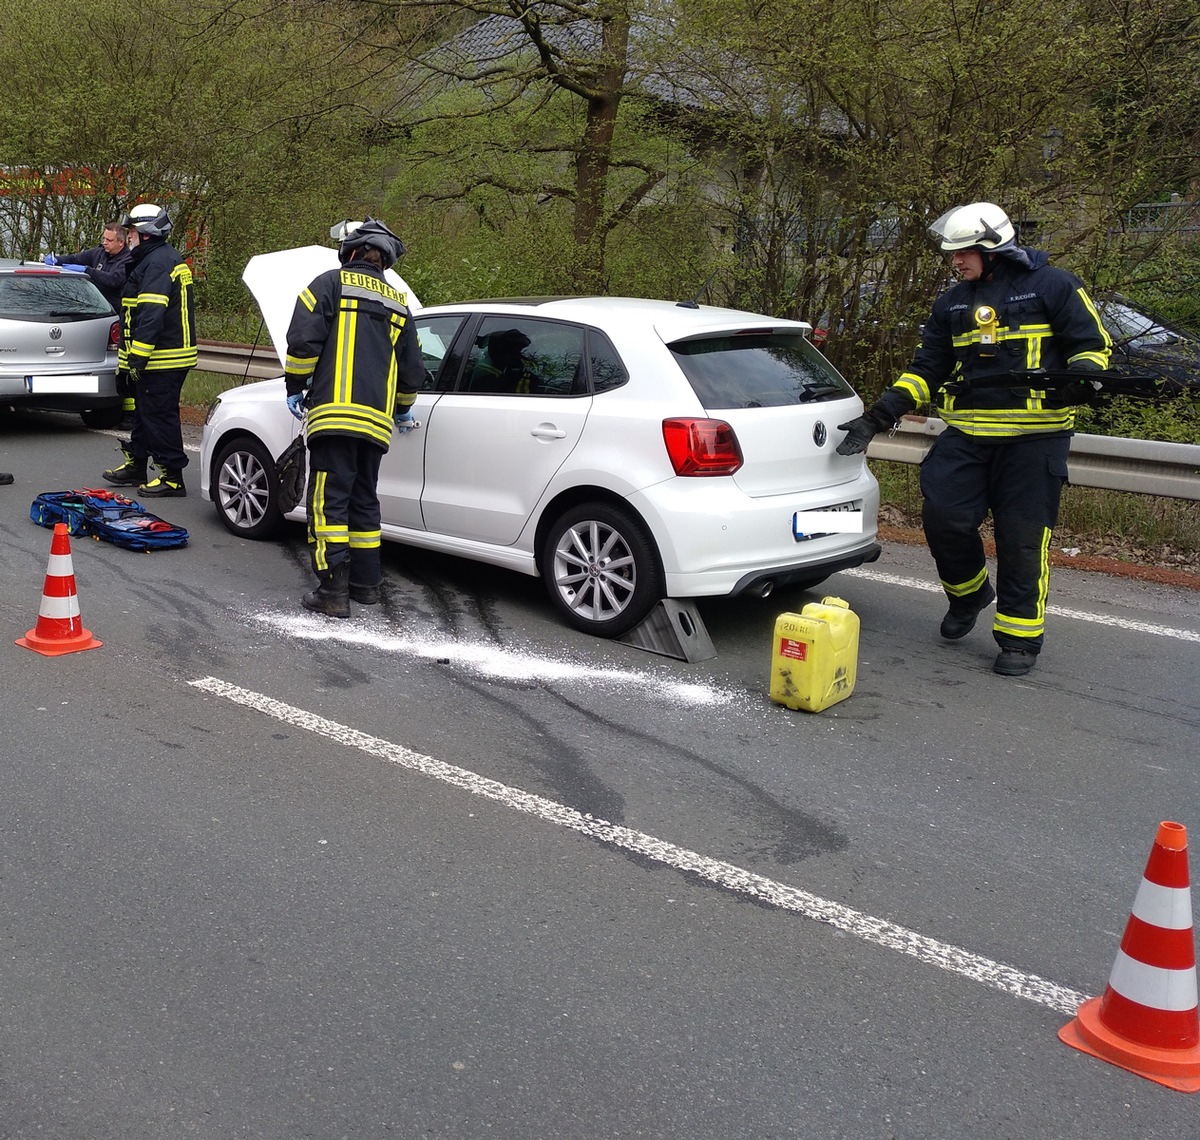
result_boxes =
[617,598,716,663]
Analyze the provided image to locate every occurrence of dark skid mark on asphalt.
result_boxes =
[552,692,849,866]
[387,553,511,644]
[444,672,627,826]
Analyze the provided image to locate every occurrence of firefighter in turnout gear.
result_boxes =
[101,203,197,497]
[836,202,1111,676]
[284,217,423,618]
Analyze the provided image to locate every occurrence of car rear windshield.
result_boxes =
[669,331,855,409]
[0,274,112,319]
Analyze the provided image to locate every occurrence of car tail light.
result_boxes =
[108,321,120,349]
[662,417,743,476]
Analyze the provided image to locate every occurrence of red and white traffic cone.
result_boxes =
[1059,820,1200,1092]
[16,522,103,657]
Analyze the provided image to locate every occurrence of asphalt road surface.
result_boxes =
[1,410,1198,1139]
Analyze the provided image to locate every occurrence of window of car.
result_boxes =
[415,315,468,390]
[668,330,855,409]
[0,273,111,320]
[460,316,589,396]
[587,328,628,393]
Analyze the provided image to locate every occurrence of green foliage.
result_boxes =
[1074,396,1200,445]
[6,0,1198,436]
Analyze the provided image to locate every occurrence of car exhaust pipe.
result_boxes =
[758,580,774,599]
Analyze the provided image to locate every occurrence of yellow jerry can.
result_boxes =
[769,596,860,713]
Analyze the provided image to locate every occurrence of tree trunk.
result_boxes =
[571,13,629,293]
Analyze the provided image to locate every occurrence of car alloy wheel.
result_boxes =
[213,436,283,539]
[541,501,662,637]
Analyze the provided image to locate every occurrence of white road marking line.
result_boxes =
[189,674,1090,1017]
[846,567,1200,642]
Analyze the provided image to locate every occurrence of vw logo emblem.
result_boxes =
[49,326,63,341]
[813,421,827,447]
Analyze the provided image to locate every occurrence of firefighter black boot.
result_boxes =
[102,441,148,487]
[139,468,187,498]
[302,563,351,619]
[939,581,996,640]
[349,580,381,605]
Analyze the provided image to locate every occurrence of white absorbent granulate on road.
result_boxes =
[251,609,735,707]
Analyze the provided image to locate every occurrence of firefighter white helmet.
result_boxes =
[331,216,406,269]
[927,202,1015,252]
[122,203,172,238]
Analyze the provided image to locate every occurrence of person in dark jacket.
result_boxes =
[284,217,423,617]
[100,203,197,497]
[46,221,132,311]
[836,201,1111,676]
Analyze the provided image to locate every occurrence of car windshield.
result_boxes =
[668,330,854,409]
[0,274,112,318]
[1099,297,1196,348]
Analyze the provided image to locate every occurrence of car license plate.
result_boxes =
[793,501,863,542]
[25,374,102,395]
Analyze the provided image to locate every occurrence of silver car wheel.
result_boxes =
[213,437,282,539]
[552,517,638,622]
[542,502,661,636]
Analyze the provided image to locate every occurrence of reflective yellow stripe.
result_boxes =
[896,372,930,405]
[940,407,1075,436]
[941,567,989,598]
[349,529,382,549]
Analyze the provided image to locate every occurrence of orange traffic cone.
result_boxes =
[1059,820,1200,1092]
[16,522,103,656]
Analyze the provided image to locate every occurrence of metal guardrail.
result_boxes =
[868,417,1200,501]
[197,340,282,380]
[197,343,1200,500]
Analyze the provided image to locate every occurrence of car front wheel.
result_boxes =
[213,435,283,539]
[540,502,663,637]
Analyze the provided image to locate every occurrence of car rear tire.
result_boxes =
[540,502,663,638]
[213,435,283,539]
[80,406,123,429]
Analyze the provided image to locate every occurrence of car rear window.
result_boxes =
[669,331,855,409]
[0,274,112,319]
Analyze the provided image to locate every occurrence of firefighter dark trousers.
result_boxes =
[305,435,385,584]
[919,428,1070,654]
[129,367,189,471]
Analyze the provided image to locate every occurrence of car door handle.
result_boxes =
[530,424,567,440]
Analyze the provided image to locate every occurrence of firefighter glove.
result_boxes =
[835,407,892,455]
[286,392,306,421]
[60,263,86,273]
[43,253,58,265]
[394,409,416,434]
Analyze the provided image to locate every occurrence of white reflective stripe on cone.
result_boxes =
[1132,878,1195,930]
[38,596,81,620]
[1109,950,1200,1012]
[47,553,75,575]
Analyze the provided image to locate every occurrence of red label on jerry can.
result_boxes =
[779,637,808,661]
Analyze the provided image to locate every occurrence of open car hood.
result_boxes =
[242,246,422,368]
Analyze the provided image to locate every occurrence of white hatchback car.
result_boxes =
[201,256,880,637]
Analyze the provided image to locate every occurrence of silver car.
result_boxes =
[0,260,122,427]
